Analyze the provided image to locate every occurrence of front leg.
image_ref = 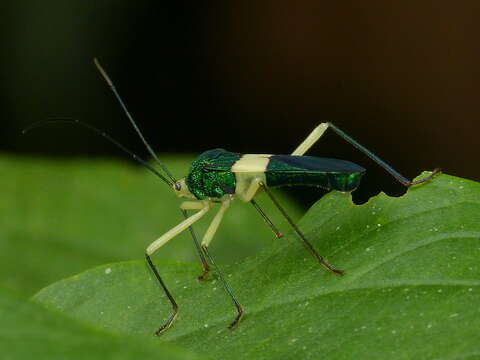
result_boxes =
[146,200,209,255]
[146,200,211,335]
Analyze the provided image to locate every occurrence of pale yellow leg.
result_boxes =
[180,200,206,210]
[146,201,210,255]
[201,196,232,247]
[291,122,330,156]
[237,177,263,202]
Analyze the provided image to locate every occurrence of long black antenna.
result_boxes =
[22,119,174,187]
[93,58,177,184]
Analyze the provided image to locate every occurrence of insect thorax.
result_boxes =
[186,149,240,199]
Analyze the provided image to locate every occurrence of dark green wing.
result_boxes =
[265,155,366,192]
[266,155,364,174]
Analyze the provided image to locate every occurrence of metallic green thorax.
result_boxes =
[186,149,240,199]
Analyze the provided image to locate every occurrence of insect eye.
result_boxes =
[174,182,181,191]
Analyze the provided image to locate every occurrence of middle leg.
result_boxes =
[199,196,245,329]
[181,208,211,280]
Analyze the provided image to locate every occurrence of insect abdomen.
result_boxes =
[265,171,363,191]
[265,155,365,192]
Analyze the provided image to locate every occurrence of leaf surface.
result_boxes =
[0,290,198,360]
[33,173,480,359]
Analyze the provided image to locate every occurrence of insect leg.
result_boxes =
[292,123,329,156]
[146,201,210,335]
[260,183,344,275]
[293,122,440,186]
[202,246,244,329]
[201,196,231,248]
[239,178,284,238]
[181,209,210,280]
[250,199,283,238]
[200,197,244,329]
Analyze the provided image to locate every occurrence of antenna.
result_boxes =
[93,58,177,184]
[22,119,174,187]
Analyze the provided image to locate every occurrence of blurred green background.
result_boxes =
[1,1,478,296]
[2,1,478,201]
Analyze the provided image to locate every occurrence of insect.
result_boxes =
[25,59,440,335]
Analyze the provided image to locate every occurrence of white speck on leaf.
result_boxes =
[104,268,112,275]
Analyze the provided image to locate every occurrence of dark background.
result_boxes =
[2,1,478,205]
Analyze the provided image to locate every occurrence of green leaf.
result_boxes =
[33,173,480,359]
[0,289,199,360]
[0,155,300,296]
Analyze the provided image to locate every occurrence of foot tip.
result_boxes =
[198,273,209,281]
[332,269,345,276]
